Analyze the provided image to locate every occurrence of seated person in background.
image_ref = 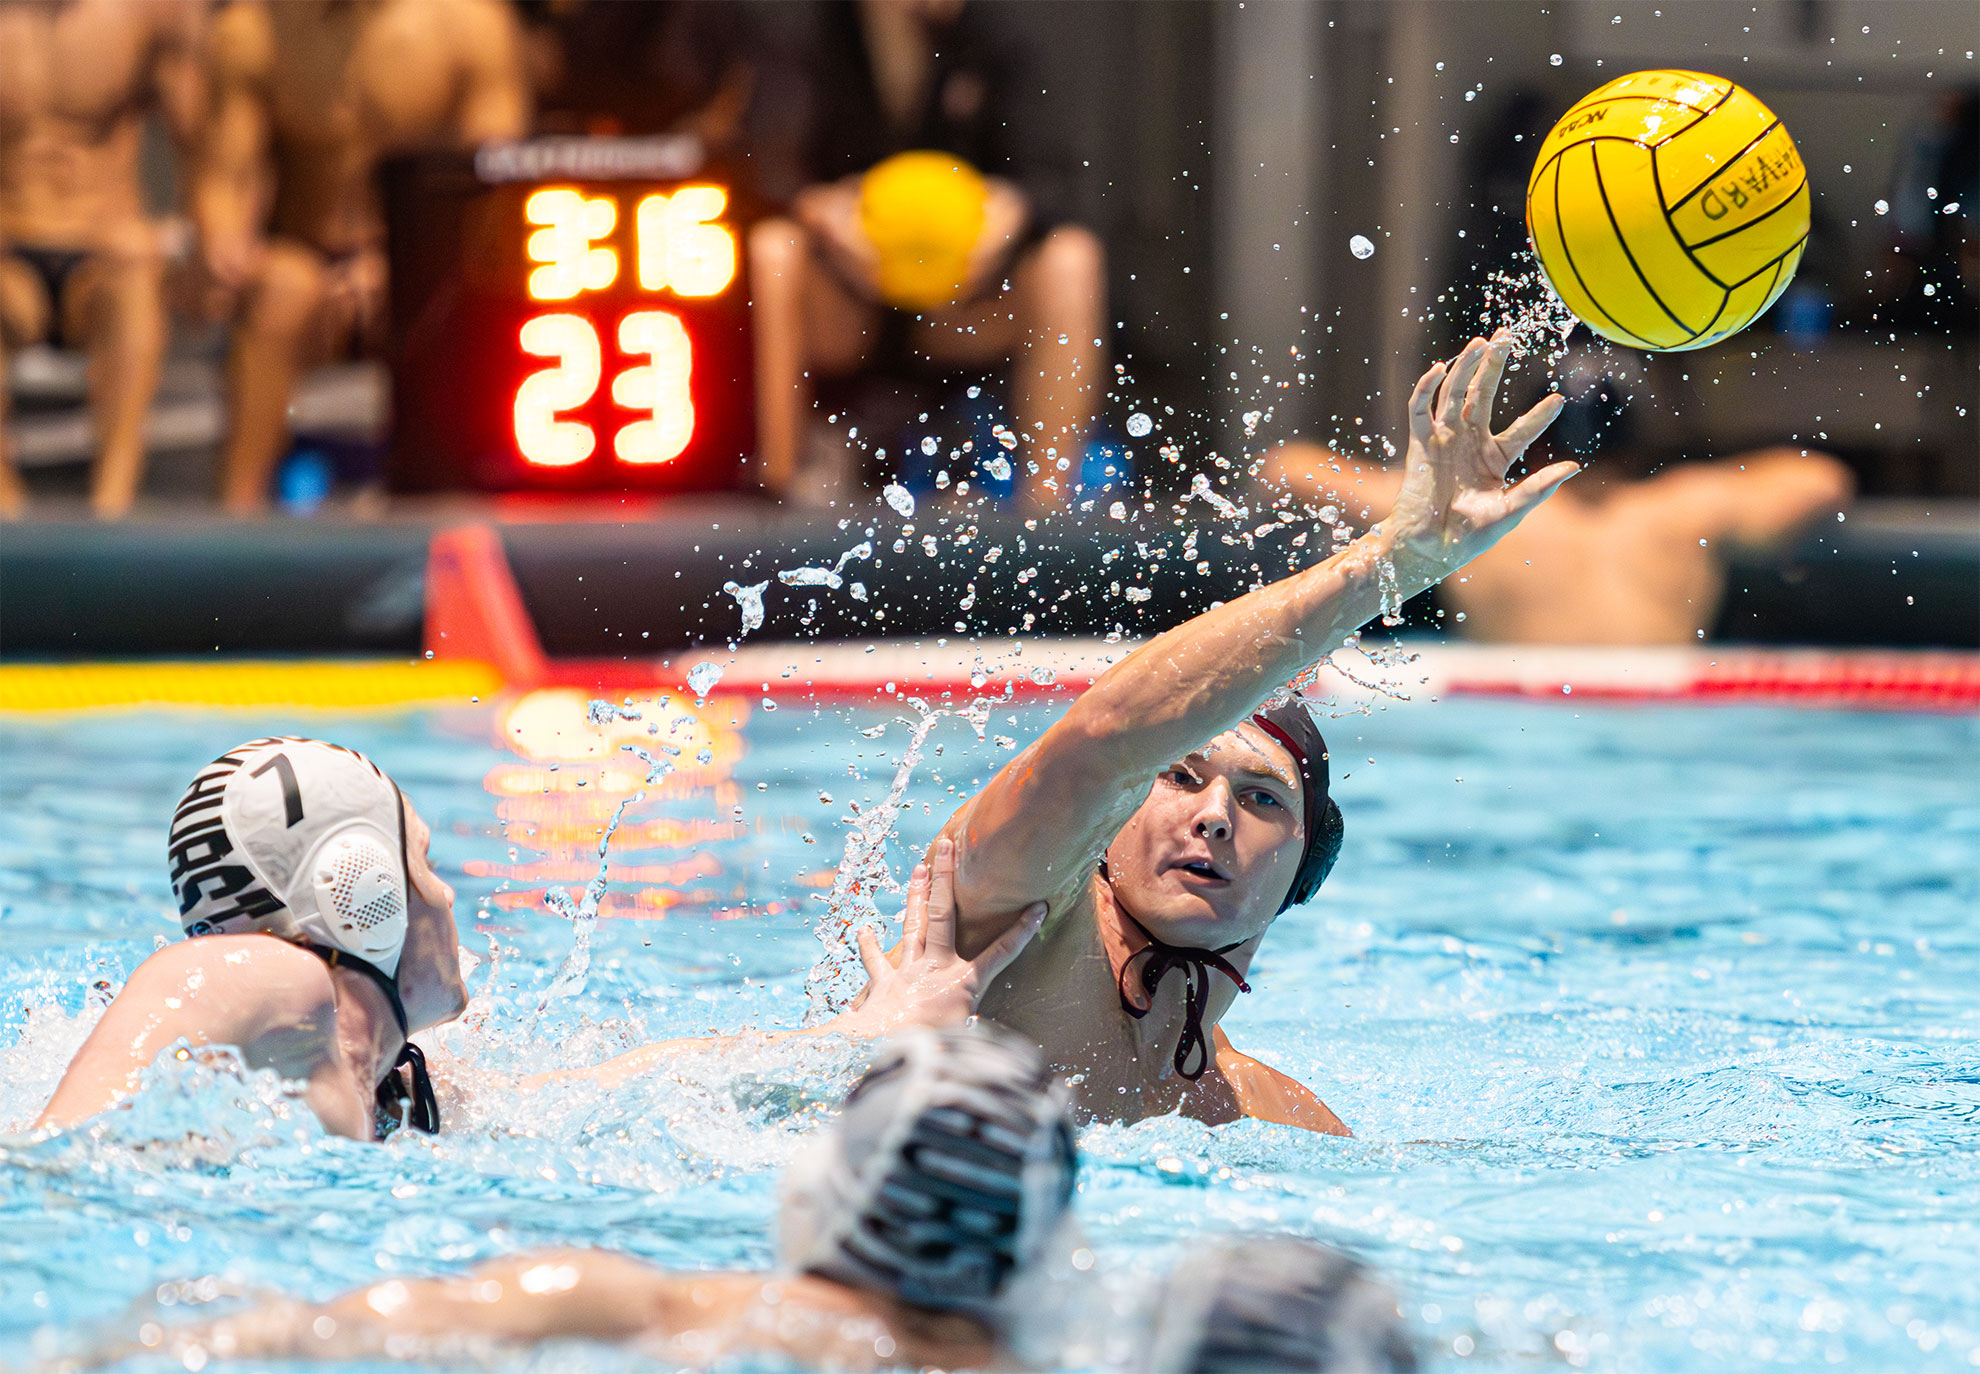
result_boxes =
[194,0,526,513]
[36,737,466,1139]
[749,0,1105,504]
[929,333,1572,1136]
[86,1026,1075,1371]
[0,0,205,519]
[1265,437,1852,645]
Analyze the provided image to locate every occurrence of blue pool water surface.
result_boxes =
[1,693,1976,1371]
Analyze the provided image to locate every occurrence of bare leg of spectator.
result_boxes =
[0,256,48,519]
[77,225,169,519]
[748,218,809,493]
[218,242,325,515]
[749,217,878,497]
[1011,225,1105,503]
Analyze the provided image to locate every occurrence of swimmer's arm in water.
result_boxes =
[1645,446,1853,551]
[1201,1028,1351,1136]
[526,841,1043,1090]
[33,939,363,1136]
[943,332,1576,950]
[91,1254,998,1371]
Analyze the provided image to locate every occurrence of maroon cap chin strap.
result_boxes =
[1116,911,1251,1081]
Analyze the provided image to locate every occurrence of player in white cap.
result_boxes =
[35,737,468,1139]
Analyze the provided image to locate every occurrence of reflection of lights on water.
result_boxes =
[489,689,761,919]
[501,688,747,764]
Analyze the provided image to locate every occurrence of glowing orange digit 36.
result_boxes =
[636,187,736,297]
[526,188,618,301]
[612,310,694,464]
[514,314,601,465]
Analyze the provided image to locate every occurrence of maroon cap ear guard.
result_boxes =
[1251,704,1345,914]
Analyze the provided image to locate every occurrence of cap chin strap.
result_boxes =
[1101,862,1251,1081]
[300,942,440,1135]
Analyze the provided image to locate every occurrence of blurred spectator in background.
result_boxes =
[1266,439,1852,645]
[749,0,1104,505]
[0,0,205,519]
[196,0,527,513]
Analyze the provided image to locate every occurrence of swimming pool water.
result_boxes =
[2,693,1976,1370]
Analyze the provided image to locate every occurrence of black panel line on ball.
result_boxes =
[1651,151,1733,291]
[1734,232,1808,288]
[1693,257,1781,349]
[1685,176,1808,252]
[1665,119,1784,214]
[1550,147,1658,349]
[1593,142,1699,341]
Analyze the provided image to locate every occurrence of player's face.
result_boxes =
[1102,724,1304,948]
[398,796,468,1031]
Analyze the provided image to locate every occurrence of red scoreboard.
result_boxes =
[385,137,755,493]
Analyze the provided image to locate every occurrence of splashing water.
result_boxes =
[1189,472,1244,520]
[1349,234,1376,259]
[539,739,676,1012]
[1125,412,1153,438]
[804,687,1013,1019]
[722,580,767,636]
[983,454,1013,482]
[882,483,915,517]
[1377,555,1405,627]
[1477,254,1581,367]
[777,541,873,592]
[685,660,725,697]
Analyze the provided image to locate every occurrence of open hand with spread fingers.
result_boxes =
[1381,329,1581,587]
[839,837,1045,1037]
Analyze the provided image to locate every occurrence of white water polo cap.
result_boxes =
[779,1025,1077,1315]
[169,737,410,976]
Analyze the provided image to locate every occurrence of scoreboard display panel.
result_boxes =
[385,137,754,493]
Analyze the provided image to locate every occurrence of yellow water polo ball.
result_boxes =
[1526,70,1809,352]
[860,151,989,311]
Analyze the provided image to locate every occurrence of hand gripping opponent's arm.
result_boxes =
[941,330,1576,953]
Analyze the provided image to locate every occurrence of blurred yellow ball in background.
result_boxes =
[860,151,989,311]
[1525,69,1810,352]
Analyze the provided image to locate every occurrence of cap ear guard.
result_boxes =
[780,1026,1076,1317]
[172,738,411,975]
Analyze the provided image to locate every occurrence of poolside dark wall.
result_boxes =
[1,508,1973,659]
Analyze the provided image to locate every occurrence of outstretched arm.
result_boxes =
[1653,445,1853,551]
[943,332,1576,953]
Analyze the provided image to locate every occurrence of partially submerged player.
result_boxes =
[75,1027,1418,1372]
[83,1027,1076,1371]
[936,331,1576,1134]
[1265,441,1852,644]
[35,737,466,1139]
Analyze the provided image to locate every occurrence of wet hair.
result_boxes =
[1250,702,1345,913]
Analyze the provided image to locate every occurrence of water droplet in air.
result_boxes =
[1874,199,1890,215]
[883,483,916,516]
[1126,412,1154,438]
[1549,53,1563,65]
[984,454,1013,481]
[686,661,724,696]
[920,436,938,456]
[1448,133,1460,144]
[1349,234,1376,260]
[1562,684,1573,695]
[1108,501,1128,520]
